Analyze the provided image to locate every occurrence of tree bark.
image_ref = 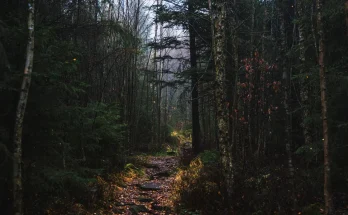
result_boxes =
[262,5,267,56]
[311,2,319,57]
[157,0,163,147]
[188,0,201,155]
[298,0,313,146]
[281,13,296,214]
[316,0,333,213]
[247,0,256,155]
[152,1,159,147]
[231,0,239,160]
[13,1,35,215]
[345,0,348,37]
[250,0,255,57]
[212,0,232,203]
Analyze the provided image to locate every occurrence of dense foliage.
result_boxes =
[152,0,348,214]
[0,0,158,214]
[1,0,348,214]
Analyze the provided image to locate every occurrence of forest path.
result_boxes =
[112,156,179,215]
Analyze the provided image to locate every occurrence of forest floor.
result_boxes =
[111,155,179,215]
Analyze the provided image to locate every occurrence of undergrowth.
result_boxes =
[45,157,146,215]
[172,150,222,214]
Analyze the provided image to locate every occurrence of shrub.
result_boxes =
[172,151,222,213]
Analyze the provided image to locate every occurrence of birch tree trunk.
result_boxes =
[316,0,333,213]
[13,1,35,214]
[212,0,233,203]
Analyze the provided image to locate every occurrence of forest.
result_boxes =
[1,0,348,214]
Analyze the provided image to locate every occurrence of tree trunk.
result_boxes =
[199,81,205,145]
[188,0,201,154]
[262,5,267,56]
[298,0,313,146]
[250,0,255,57]
[282,28,296,215]
[157,0,163,147]
[316,0,333,213]
[280,3,296,212]
[311,1,319,57]
[231,0,239,160]
[247,0,256,156]
[212,0,232,203]
[345,0,348,37]
[13,1,35,215]
[152,2,159,147]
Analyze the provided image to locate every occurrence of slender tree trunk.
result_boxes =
[132,2,141,148]
[199,81,205,145]
[260,4,267,155]
[226,1,234,157]
[311,1,319,57]
[208,0,215,60]
[157,33,162,147]
[157,0,163,147]
[152,2,158,147]
[208,0,217,150]
[207,94,212,148]
[231,0,239,159]
[262,5,267,56]
[13,1,35,215]
[280,4,296,212]
[345,0,348,36]
[283,34,296,215]
[247,0,256,156]
[188,0,201,154]
[212,0,232,204]
[316,0,333,213]
[298,0,313,146]
[250,0,255,57]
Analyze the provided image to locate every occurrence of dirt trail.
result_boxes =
[113,156,179,215]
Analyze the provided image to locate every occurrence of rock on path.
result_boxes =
[139,182,162,191]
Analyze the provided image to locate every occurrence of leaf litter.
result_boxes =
[113,156,179,215]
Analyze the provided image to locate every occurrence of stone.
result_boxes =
[129,205,149,214]
[139,182,161,191]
